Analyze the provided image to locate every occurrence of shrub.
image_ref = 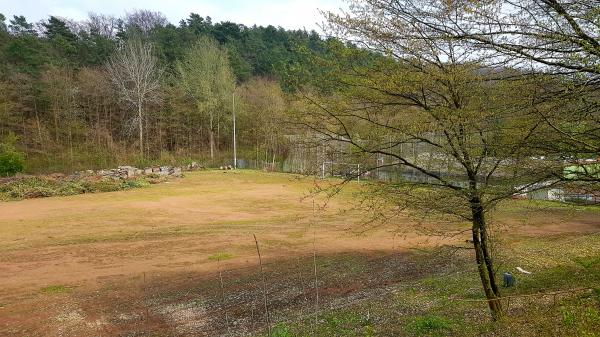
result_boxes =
[0,133,25,177]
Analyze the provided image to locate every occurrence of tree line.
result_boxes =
[0,10,330,172]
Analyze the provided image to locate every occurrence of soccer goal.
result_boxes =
[320,161,362,181]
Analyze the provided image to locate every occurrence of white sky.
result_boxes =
[2,0,348,31]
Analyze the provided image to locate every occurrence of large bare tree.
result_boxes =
[290,1,570,319]
[106,38,162,158]
[125,10,167,35]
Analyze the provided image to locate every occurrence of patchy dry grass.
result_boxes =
[0,170,598,336]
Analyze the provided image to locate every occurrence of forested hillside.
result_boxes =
[0,10,328,173]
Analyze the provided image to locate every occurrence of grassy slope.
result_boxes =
[261,200,600,337]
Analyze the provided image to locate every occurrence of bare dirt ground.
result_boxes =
[0,171,598,336]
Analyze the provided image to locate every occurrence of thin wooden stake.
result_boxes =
[313,244,319,328]
[297,257,308,303]
[143,272,149,322]
[297,257,308,318]
[219,266,231,336]
[312,198,319,330]
[250,297,256,330]
[253,234,271,335]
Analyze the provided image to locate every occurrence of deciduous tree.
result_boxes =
[106,38,162,158]
[292,1,568,319]
[177,36,235,160]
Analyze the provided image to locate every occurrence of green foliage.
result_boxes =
[270,323,293,337]
[0,13,7,33]
[8,15,36,36]
[4,34,46,74]
[560,305,600,336]
[593,288,600,302]
[0,151,24,177]
[44,16,79,64]
[120,178,151,189]
[40,285,71,294]
[325,312,374,336]
[572,255,600,269]
[0,133,24,177]
[407,315,453,336]
[177,35,235,112]
[561,306,576,327]
[263,311,375,337]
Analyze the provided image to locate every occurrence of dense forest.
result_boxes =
[0,10,331,173]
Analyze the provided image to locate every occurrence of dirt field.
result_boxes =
[1,171,599,336]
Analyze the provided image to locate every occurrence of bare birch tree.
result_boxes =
[106,38,162,158]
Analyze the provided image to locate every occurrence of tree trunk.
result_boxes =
[470,196,503,320]
[33,99,43,148]
[209,113,215,160]
[145,115,150,158]
[138,102,144,159]
[68,126,73,168]
[272,151,276,170]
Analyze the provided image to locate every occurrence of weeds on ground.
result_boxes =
[265,311,375,337]
[0,176,154,201]
[41,285,71,294]
[208,252,235,261]
[407,315,453,336]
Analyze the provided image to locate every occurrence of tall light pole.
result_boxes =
[232,90,237,169]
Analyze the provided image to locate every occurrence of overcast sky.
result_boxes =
[3,0,347,31]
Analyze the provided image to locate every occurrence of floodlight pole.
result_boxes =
[233,90,237,169]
